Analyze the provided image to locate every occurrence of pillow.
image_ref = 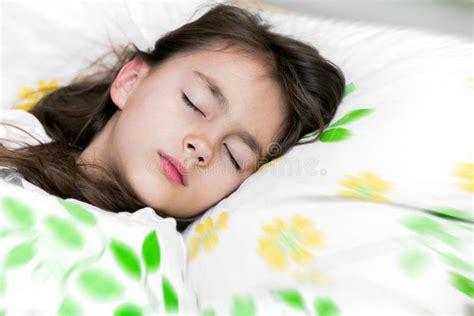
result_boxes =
[174,4,473,316]
[0,1,203,111]
[0,109,52,150]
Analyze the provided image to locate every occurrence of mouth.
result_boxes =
[158,152,188,187]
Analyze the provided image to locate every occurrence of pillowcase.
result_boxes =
[0,109,52,150]
[0,1,203,110]
[175,4,473,315]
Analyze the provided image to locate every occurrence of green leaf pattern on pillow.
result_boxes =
[298,83,375,144]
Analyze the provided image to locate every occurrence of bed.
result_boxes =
[1,1,472,315]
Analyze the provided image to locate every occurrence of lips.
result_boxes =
[159,152,188,187]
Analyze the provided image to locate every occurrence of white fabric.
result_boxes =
[0,183,197,315]
[0,109,52,149]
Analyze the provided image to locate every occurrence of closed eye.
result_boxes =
[225,144,241,171]
[182,92,205,117]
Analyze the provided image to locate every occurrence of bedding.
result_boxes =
[0,181,199,315]
[1,1,473,315]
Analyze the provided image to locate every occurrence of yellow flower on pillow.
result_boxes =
[257,214,324,271]
[451,161,473,193]
[256,156,283,173]
[188,210,228,260]
[15,79,59,111]
[337,172,393,202]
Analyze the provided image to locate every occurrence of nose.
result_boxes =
[185,138,212,167]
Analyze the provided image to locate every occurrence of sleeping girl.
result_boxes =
[0,3,345,232]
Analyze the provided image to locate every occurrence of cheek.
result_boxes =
[129,96,182,140]
[197,158,244,193]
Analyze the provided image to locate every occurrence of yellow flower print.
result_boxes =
[451,161,474,193]
[466,77,474,90]
[257,214,324,271]
[256,156,283,173]
[15,79,59,111]
[337,172,393,202]
[292,267,329,287]
[188,210,228,260]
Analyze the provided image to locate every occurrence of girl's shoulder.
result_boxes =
[0,108,52,149]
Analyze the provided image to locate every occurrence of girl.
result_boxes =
[0,3,345,232]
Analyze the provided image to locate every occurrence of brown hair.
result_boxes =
[0,3,345,232]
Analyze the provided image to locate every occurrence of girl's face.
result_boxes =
[78,44,286,218]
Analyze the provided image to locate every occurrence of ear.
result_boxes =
[110,56,151,110]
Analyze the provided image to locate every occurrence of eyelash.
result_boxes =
[181,92,241,171]
[182,92,205,117]
[225,144,241,171]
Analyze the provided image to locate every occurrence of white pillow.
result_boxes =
[0,1,207,110]
[176,4,473,316]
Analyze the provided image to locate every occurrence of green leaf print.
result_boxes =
[4,239,37,269]
[329,108,374,128]
[57,296,83,316]
[231,295,256,316]
[440,253,474,273]
[314,297,340,316]
[142,230,161,272]
[427,207,474,223]
[290,83,369,144]
[57,198,97,226]
[400,215,461,248]
[202,308,216,316]
[343,82,356,97]
[114,303,143,316]
[0,273,5,295]
[298,130,320,143]
[76,268,124,301]
[44,215,84,250]
[110,239,142,280]
[32,259,55,283]
[0,227,8,238]
[0,196,36,228]
[398,248,432,278]
[320,128,352,142]
[272,289,306,311]
[195,294,201,310]
[0,309,5,316]
[449,271,474,298]
[162,275,179,313]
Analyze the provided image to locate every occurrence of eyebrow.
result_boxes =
[193,70,264,163]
